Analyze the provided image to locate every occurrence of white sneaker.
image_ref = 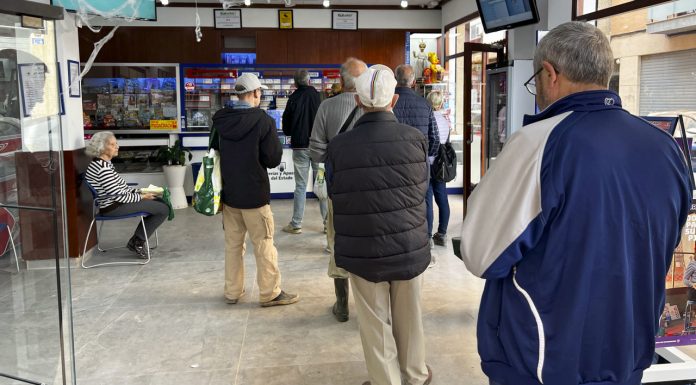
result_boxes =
[428,255,437,269]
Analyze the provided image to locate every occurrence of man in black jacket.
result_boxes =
[393,64,440,251]
[327,65,432,385]
[211,72,299,308]
[281,69,325,234]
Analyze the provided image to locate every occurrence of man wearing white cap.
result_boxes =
[211,72,299,307]
[327,65,432,385]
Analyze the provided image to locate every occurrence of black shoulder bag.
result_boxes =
[432,134,457,183]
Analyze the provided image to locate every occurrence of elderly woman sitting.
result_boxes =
[85,131,168,258]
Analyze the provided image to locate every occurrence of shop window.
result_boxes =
[80,65,178,130]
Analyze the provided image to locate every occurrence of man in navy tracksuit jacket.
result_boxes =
[460,22,692,385]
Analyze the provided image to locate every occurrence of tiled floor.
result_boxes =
[1,196,490,385]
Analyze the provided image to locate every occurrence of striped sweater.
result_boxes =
[85,159,141,209]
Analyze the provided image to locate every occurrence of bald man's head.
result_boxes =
[340,57,368,91]
[395,64,415,87]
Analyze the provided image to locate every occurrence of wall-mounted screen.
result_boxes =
[475,0,539,33]
[51,0,157,21]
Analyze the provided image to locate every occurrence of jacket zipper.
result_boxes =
[512,267,546,384]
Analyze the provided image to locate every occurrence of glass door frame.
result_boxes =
[457,42,504,216]
[0,2,75,385]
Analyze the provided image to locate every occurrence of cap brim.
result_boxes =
[259,84,269,89]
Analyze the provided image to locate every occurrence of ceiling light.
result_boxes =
[284,0,294,6]
[160,0,168,5]
[323,0,330,7]
[244,0,251,5]
[400,0,408,7]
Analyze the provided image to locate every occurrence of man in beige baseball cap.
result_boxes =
[326,64,432,385]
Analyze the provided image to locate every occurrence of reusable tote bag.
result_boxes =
[313,163,328,200]
[193,148,222,216]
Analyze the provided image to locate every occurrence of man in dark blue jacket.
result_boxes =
[460,22,692,385]
[327,64,432,385]
[393,64,440,249]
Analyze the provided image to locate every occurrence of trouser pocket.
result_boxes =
[260,205,274,239]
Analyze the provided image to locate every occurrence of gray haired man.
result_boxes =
[309,57,367,322]
[460,22,691,385]
[281,69,324,235]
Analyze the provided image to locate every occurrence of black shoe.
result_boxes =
[127,236,148,259]
[261,290,299,307]
[432,233,446,247]
[332,278,349,322]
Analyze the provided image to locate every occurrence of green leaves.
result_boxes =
[155,139,192,166]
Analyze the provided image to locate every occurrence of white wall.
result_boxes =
[547,0,572,29]
[442,0,478,27]
[90,7,442,29]
[25,0,84,151]
[56,12,84,151]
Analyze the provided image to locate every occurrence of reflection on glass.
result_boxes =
[0,13,73,385]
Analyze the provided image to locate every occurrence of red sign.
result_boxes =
[324,69,341,79]
[184,82,195,91]
[184,68,238,79]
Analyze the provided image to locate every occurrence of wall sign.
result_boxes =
[18,63,47,118]
[214,9,242,29]
[332,10,358,30]
[67,59,80,97]
[278,10,293,30]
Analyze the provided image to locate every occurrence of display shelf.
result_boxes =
[81,64,180,131]
[85,129,179,135]
[180,64,341,132]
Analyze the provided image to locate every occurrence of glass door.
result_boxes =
[0,8,75,385]
[461,42,504,215]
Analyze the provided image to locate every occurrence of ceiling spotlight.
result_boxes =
[400,0,408,7]
[244,0,251,5]
[323,0,330,7]
[284,0,294,7]
[160,0,168,5]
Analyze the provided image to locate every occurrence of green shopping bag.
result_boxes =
[192,149,221,216]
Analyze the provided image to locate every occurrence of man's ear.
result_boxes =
[541,61,560,84]
[390,94,399,108]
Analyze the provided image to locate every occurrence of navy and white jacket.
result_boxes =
[460,90,692,385]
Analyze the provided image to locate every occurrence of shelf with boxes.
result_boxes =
[180,64,341,138]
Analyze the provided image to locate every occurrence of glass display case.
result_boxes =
[180,65,342,135]
[81,64,179,130]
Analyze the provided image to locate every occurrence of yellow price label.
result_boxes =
[149,120,178,130]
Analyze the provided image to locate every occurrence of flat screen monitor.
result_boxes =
[51,0,157,21]
[475,0,539,33]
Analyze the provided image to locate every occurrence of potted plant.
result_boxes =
[155,140,192,209]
